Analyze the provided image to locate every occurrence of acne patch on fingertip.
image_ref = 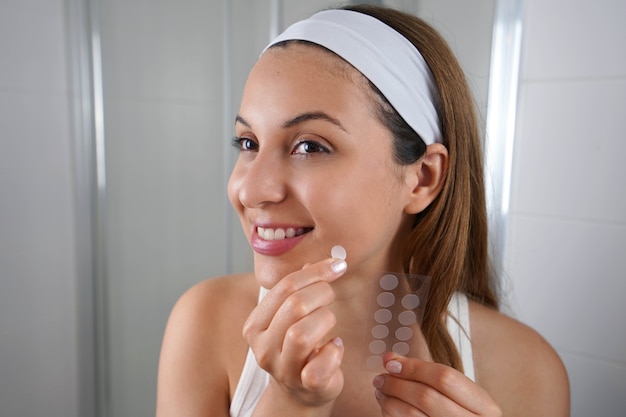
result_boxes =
[361,273,431,372]
[331,245,347,260]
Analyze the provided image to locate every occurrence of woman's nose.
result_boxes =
[230,153,288,208]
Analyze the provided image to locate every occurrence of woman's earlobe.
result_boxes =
[404,143,448,214]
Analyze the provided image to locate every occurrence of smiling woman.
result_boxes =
[66,3,505,417]
[155,5,569,417]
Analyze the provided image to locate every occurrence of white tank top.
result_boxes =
[229,290,474,417]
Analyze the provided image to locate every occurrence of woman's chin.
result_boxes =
[253,258,300,289]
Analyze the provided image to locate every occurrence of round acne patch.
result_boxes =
[379,274,399,291]
[366,355,383,370]
[369,340,387,355]
[376,292,395,308]
[401,294,420,309]
[395,326,413,341]
[331,245,347,260]
[392,342,410,356]
[398,310,417,326]
[371,324,390,339]
[374,308,392,324]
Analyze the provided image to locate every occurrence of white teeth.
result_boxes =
[257,226,306,241]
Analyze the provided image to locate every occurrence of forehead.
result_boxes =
[239,43,387,138]
[268,41,356,78]
[245,42,374,104]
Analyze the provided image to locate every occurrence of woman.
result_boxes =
[156,5,570,416]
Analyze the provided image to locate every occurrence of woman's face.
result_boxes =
[228,44,416,288]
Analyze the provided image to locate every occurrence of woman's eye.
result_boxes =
[292,141,330,155]
[232,137,258,152]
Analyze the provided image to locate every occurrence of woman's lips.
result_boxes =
[251,226,313,256]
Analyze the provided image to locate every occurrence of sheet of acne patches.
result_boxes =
[330,246,431,372]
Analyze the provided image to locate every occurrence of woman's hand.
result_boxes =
[242,257,348,412]
[373,353,502,416]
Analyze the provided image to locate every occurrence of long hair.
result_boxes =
[343,4,499,370]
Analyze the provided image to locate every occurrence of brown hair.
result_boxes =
[342,4,499,370]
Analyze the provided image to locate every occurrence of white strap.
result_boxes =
[446,292,475,381]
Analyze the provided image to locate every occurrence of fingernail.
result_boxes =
[331,336,343,347]
[375,389,384,400]
[386,360,402,374]
[330,259,347,274]
[372,375,384,389]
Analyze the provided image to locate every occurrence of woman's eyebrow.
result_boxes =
[235,115,251,127]
[282,111,347,132]
[235,112,347,132]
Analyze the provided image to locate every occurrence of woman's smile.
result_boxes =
[250,224,314,256]
[256,226,312,241]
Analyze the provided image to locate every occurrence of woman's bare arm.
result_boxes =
[156,276,254,417]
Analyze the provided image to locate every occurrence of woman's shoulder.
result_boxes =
[468,300,570,417]
[166,272,260,355]
[179,272,259,313]
[169,273,259,339]
[156,273,259,416]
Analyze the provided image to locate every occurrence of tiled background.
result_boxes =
[0,2,80,416]
[0,0,623,416]
[506,0,626,415]
[99,2,229,415]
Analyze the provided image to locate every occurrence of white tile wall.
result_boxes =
[561,351,626,417]
[512,80,626,223]
[0,2,68,92]
[100,0,222,103]
[523,0,626,80]
[0,1,80,417]
[507,0,626,415]
[507,215,625,363]
[104,97,230,416]
[98,1,232,415]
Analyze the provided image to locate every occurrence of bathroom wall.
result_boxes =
[0,1,80,417]
[98,1,228,415]
[505,0,626,415]
[2,1,623,416]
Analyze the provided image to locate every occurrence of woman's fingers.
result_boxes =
[279,306,337,382]
[375,355,502,416]
[274,280,336,341]
[300,336,345,400]
[241,256,348,406]
[375,376,470,416]
[375,390,428,417]
[243,257,346,343]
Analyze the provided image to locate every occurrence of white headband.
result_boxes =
[265,9,442,145]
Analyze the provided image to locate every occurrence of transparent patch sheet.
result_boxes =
[360,273,431,372]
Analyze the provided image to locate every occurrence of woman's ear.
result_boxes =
[403,143,448,214]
